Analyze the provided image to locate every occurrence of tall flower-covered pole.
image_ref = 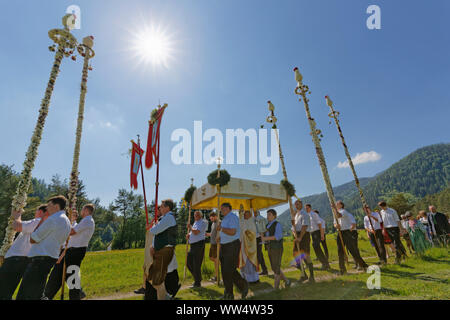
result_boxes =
[0,15,78,262]
[324,95,380,254]
[293,67,348,264]
[264,101,302,261]
[67,36,95,214]
[60,35,95,300]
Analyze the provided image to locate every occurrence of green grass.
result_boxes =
[43,230,449,300]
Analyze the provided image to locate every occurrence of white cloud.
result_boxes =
[337,151,381,168]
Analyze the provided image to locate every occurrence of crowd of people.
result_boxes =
[0,195,448,301]
[0,195,95,300]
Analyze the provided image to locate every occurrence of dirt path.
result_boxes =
[89,256,378,300]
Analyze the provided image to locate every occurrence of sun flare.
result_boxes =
[130,24,174,69]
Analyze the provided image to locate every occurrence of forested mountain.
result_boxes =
[278,143,450,233]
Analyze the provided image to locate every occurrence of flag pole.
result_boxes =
[293,67,348,266]
[137,135,150,227]
[324,96,381,256]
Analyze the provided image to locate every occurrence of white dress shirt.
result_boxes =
[363,212,381,231]
[320,217,326,231]
[67,215,95,248]
[189,219,207,244]
[380,207,400,228]
[29,210,71,259]
[292,209,310,232]
[427,212,437,235]
[334,209,355,231]
[308,211,322,233]
[5,218,41,258]
[254,214,267,236]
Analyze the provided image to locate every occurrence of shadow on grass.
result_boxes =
[420,255,450,265]
[251,278,400,300]
[381,269,449,284]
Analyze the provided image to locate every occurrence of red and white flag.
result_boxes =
[145,105,167,169]
[130,141,144,190]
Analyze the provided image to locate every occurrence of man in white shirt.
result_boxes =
[44,203,96,300]
[363,205,387,264]
[186,210,207,288]
[306,204,330,270]
[0,204,47,300]
[253,210,269,276]
[16,195,71,300]
[334,200,368,275]
[378,201,407,264]
[292,200,315,283]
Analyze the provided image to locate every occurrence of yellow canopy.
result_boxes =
[191,177,288,210]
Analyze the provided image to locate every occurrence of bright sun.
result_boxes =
[130,24,174,69]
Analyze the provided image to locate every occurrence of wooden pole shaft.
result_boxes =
[183,203,192,282]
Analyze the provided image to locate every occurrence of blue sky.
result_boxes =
[1,0,449,213]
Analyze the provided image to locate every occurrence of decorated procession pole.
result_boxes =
[207,157,229,286]
[0,14,78,264]
[324,95,381,255]
[183,178,195,282]
[264,101,304,272]
[293,67,348,265]
[60,35,96,300]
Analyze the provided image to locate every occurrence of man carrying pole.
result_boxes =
[324,95,383,261]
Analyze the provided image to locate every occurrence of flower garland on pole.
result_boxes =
[293,67,348,265]
[324,95,381,255]
[0,14,78,263]
[60,36,95,300]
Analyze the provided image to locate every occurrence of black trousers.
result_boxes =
[351,230,360,267]
[187,240,205,285]
[0,256,30,300]
[144,269,180,300]
[337,230,368,272]
[320,236,329,260]
[311,230,329,267]
[16,256,57,300]
[369,229,387,262]
[256,236,268,273]
[385,227,407,259]
[44,247,87,300]
[219,239,247,297]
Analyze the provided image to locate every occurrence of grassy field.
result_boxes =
[42,230,449,300]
